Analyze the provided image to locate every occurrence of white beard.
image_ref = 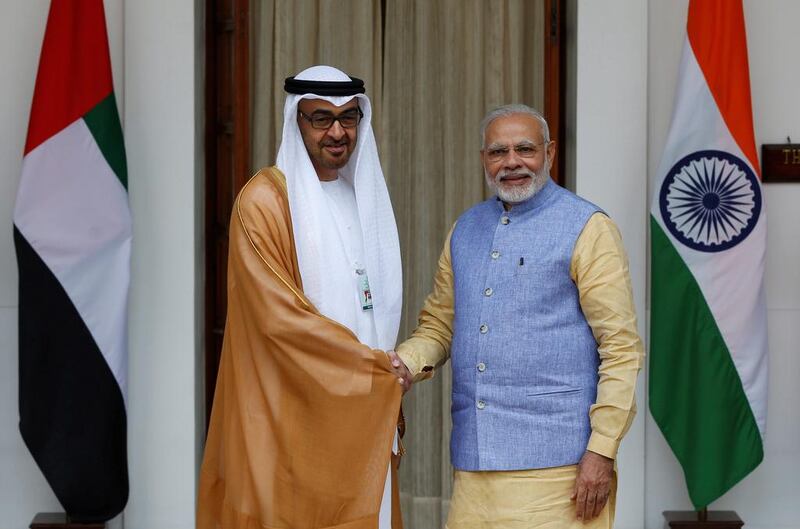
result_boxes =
[485,166,549,205]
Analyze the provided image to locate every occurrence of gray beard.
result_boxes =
[485,167,549,205]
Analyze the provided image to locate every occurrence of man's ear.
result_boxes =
[546,141,557,170]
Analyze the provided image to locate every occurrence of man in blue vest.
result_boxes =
[392,104,643,528]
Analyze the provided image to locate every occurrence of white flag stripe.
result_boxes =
[14,119,132,398]
[652,42,768,434]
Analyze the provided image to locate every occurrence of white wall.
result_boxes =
[0,0,59,520]
[646,2,800,528]
[0,0,202,527]
[572,3,648,529]
[124,0,202,527]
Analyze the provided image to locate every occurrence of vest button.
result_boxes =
[477,400,486,410]
[479,324,488,334]
[484,287,493,296]
[477,362,486,372]
[491,250,500,259]
[501,216,510,225]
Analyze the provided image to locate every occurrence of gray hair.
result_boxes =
[480,104,550,148]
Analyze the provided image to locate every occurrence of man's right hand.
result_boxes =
[387,350,413,394]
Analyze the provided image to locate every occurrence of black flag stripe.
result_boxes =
[14,226,128,523]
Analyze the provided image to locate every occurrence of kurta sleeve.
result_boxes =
[396,226,456,382]
[198,169,402,529]
[570,212,644,460]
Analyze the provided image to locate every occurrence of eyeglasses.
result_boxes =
[298,107,363,130]
[484,141,547,162]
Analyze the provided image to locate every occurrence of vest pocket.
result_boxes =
[513,256,533,276]
[526,387,583,397]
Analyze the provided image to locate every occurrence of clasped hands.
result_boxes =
[386,350,412,394]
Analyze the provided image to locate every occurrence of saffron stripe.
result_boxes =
[687,0,760,176]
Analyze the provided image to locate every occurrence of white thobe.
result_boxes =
[320,177,394,529]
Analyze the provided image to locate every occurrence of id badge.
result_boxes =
[357,269,373,311]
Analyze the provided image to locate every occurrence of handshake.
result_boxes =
[386,350,413,394]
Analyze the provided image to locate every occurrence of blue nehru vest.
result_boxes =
[449,179,602,471]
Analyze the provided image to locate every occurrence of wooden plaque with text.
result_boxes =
[762,143,800,182]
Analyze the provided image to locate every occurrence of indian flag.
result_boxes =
[13,0,130,522]
[649,0,767,511]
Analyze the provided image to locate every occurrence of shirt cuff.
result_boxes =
[586,431,620,460]
[396,341,437,382]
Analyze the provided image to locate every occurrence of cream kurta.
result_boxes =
[447,466,616,529]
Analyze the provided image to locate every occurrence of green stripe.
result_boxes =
[83,93,127,190]
[650,217,762,509]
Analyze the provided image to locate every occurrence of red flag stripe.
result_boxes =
[687,0,760,178]
[24,0,113,155]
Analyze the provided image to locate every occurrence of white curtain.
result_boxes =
[251,1,545,524]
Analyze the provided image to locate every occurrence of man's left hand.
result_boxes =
[571,450,614,521]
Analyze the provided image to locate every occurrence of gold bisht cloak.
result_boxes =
[198,167,403,529]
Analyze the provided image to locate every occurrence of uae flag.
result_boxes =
[13,0,130,522]
[649,0,767,511]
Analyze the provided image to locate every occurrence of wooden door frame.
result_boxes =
[204,0,249,429]
[203,0,567,428]
[544,0,566,184]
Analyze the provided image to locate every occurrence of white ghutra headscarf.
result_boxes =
[276,65,402,351]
